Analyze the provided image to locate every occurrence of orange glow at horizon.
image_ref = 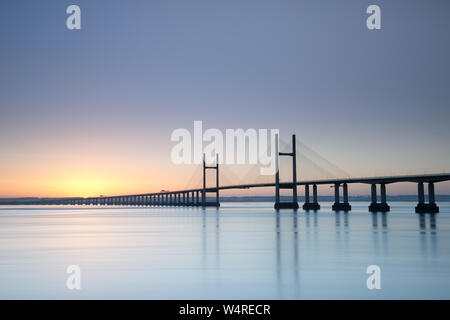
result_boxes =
[2,168,450,198]
[0,173,172,198]
[2,140,450,198]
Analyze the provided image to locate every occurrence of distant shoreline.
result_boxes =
[1,195,450,204]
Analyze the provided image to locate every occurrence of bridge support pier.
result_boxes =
[369,183,390,212]
[303,184,320,210]
[415,182,439,213]
[332,183,351,211]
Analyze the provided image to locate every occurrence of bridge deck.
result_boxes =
[13,173,449,203]
[124,173,450,197]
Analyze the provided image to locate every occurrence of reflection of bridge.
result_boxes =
[39,134,448,213]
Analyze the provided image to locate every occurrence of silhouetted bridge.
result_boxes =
[36,135,448,214]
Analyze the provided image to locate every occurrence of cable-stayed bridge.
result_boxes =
[28,135,449,214]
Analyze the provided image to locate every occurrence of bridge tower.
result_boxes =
[274,134,299,210]
[202,154,220,207]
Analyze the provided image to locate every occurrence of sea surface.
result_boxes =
[0,202,449,299]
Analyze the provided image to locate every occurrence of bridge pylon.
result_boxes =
[274,134,299,210]
[202,154,220,207]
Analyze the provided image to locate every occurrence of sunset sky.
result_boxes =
[1,0,450,197]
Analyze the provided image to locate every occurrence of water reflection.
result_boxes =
[334,211,350,255]
[418,213,437,234]
[195,206,441,297]
[215,209,220,267]
[304,210,319,254]
[418,213,437,259]
[372,212,377,228]
[371,212,388,230]
[275,211,282,297]
[335,211,349,228]
[1,203,449,299]
[274,211,301,298]
[201,209,221,270]
[293,211,299,297]
[202,210,207,267]
[371,212,389,255]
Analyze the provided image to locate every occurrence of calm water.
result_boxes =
[0,202,449,299]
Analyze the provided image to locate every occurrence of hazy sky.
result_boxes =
[1,0,450,197]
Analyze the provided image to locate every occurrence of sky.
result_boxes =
[1,0,450,197]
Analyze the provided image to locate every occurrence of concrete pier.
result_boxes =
[415,182,439,213]
[303,184,320,210]
[369,183,390,212]
[332,183,351,211]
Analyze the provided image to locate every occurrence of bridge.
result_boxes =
[33,134,448,214]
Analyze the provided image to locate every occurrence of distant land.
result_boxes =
[1,195,450,204]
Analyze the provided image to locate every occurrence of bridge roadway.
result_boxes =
[40,173,449,214]
[189,173,450,192]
